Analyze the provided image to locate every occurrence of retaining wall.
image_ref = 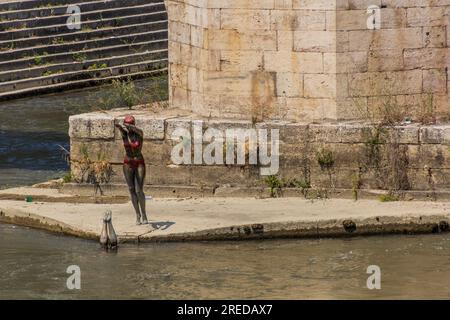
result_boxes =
[69,110,450,192]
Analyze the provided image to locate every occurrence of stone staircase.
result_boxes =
[0,0,168,100]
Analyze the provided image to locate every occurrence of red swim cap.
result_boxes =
[124,115,135,125]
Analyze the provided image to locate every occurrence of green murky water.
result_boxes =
[1,223,450,299]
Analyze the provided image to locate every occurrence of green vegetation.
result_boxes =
[52,37,65,45]
[417,93,436,125]
[284,178,311,198]
[72,52,87,62]
[42,69,63,77]
[379,194,399,202]
[81,26,93,32]
[111,78,139,109]
[87,63,108,70]
[62,172,73,183]
[263,176,312,198]
[69,73,169,115]
[38,3,62,9]
[264,175,283,198]
[349,89,438,197]
[72,145,114,196]
[33,52,48,65]
[316,147,334,170]
[351,172,362,201]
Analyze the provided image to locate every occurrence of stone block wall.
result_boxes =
[69,110,450,191]
[165,0,449,122]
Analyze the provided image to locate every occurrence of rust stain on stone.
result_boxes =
[250,71,276,121]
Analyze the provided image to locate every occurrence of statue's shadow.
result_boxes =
[150,221,175,231]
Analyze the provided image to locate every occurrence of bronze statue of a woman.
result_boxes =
[115,115,148,225]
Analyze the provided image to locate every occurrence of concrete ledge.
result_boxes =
[0,2,165,31]
[0,30,167,63]
[0,68,167,101]
[0,21,167,51]
[140,215,450,242]
[0,50,167,82]
[61,183,216,198]
[0,207,98,240]
[0,57,168,93]
[0,11,167,41]
[0,197,449,243]
[60,183,450,201]
[0,0,153,21]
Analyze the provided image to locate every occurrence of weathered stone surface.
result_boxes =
[408,144,450,168]
[69,111,450,191]
[114,114,166,140]
[165,117,192,140]
[387,126,420,144]
[166,0,449,122]
[69,113,115,139]
[420,126,449,144]
[71,139,122,164]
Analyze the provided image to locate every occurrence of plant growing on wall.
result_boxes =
[72,73,168,113]
[111,78,140,109]
[283,178,311,198]
[350,89,429,195]
[71,145,114,196]
[316,146,335,191]
[264,175,282,198]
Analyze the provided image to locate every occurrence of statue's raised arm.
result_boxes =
[119,115,148,225]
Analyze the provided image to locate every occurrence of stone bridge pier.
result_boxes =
[68,1,449,195]
[165,0,449,122]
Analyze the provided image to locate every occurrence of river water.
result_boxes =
[0,78,166,189]
[1,223,450,299]
[1,80,450,299]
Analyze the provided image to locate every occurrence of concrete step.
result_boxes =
[0,58,168,93]
[0,38,168,72]
[0,2,166,32]
[0,29,167,61]
[0,0,169,99]
[0,11,167,41]
[0,50,168,82]
[0,0,100,11]
[0,0,157,21]
[0,20,167,50]
[0,67,168,101]
[0,0,156,12]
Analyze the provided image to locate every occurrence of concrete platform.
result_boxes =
[0,187,449,243]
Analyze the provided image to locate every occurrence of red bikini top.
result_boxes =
[124,140,140,150]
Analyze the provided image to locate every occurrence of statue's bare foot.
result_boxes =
[141,213,149,225]
[136,220,142,225]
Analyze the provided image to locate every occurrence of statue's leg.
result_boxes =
[123,164,141,225]
[136,164,148,224]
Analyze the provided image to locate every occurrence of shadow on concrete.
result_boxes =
[150,221,175,231]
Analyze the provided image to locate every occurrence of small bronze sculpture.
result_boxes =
[115,115,149,225]
[100,210,118,249]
